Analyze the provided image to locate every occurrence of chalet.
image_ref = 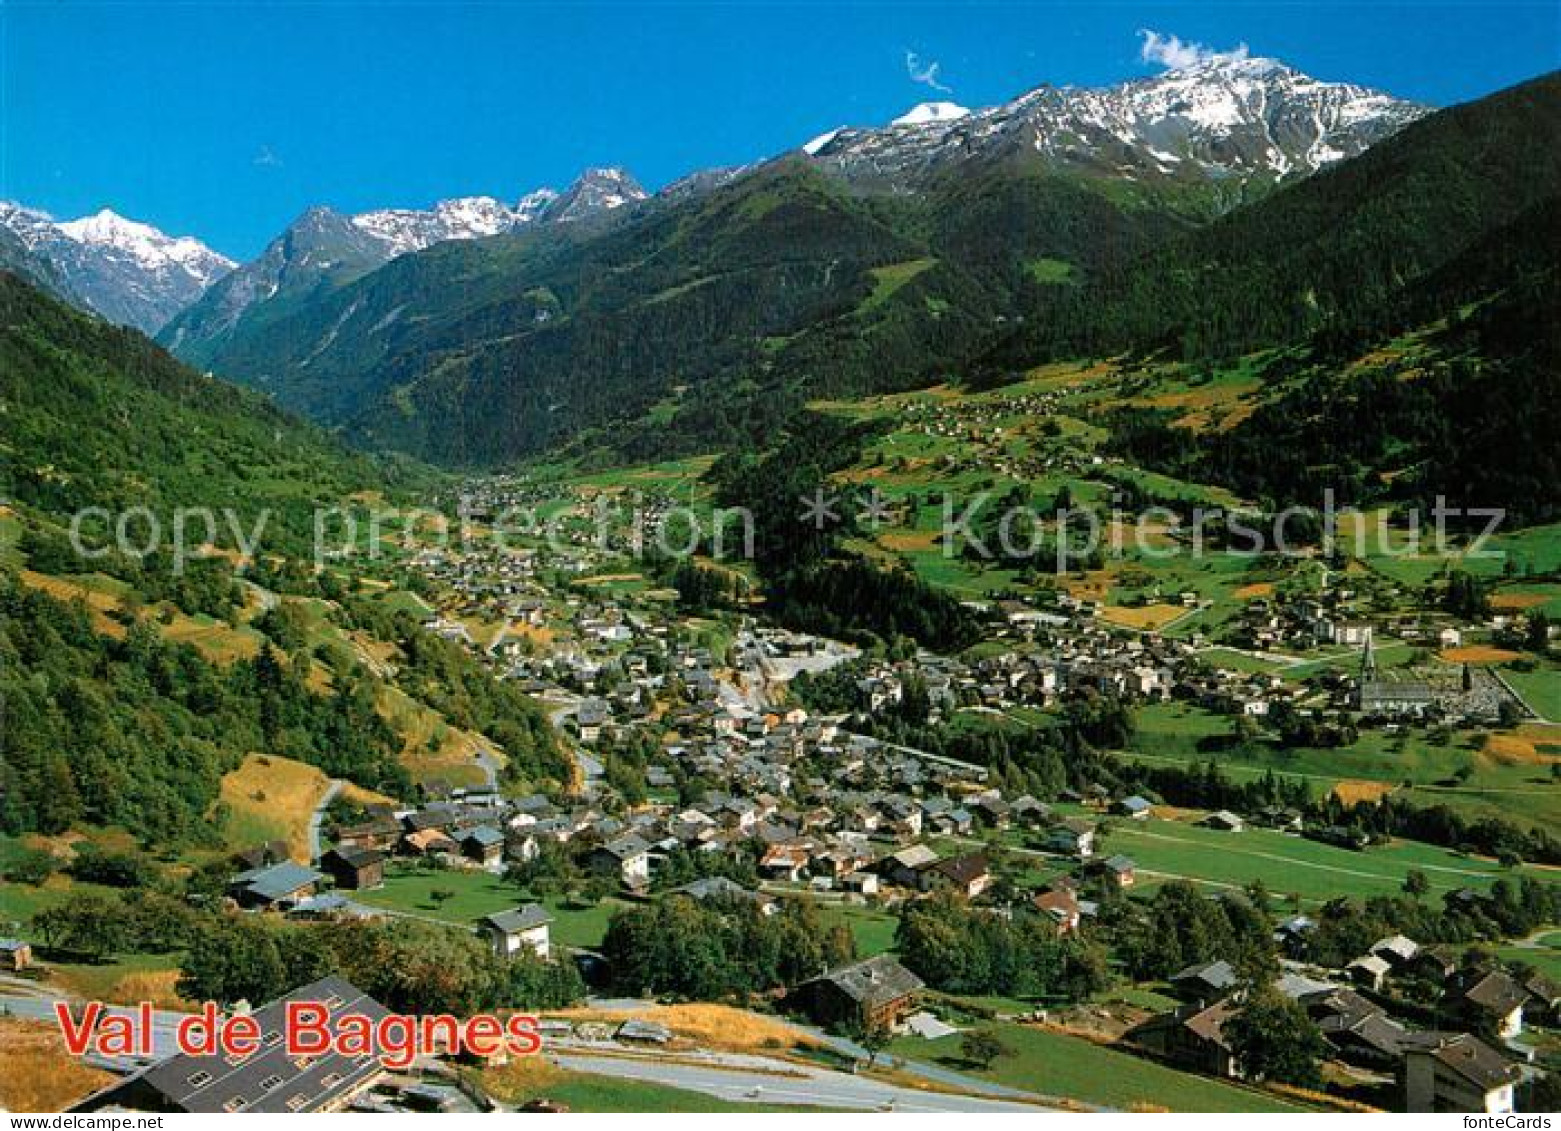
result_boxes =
[506,829,542,864]
[674,876,776,914]
[70,977,390,1113]
[967,795,1011,830]
[1346,954,1392,992]
[929,853,991,898]
[1112,795,1153,820]
[1041,818,1096,860]
[1401,1032,1520,1114]
[880,797,922,837]
[589,834,652,890]
[1325,1010,1410,1070]
[1199,810,1245,833]
[1307,825,1370,851]
[1130,998,1240,1078]
[401,828,458,857]
[1009,795,1052,827]
[233,840,291,871]
[792,955,924,1031]
[459,826,507,867]
[403,806,459,834]
[229,862,323,910]
[1369,934,1421,969]
[1272,915,1316,958]
[759,843,811,883]
[1456,970,1528,1040]
[1255,806,1304,832]
[1304,988,1408,1070]
[1169,960,1238,1004]
[319,848,384,891]
[334,817,402,853]
[481,905,553,960]
[881,844,939,889]
[1407,945,1459,982]
[1032,888,1080,934]
[1520,971,1561,1025]
[925,805,973,836]
[0,938,32,971]
[1093,854,1136,889]
[576,698,610,743]
[841,871,880,896]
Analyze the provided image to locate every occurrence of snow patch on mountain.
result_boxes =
[0,203,234,333]
[892,101,971,127]
[805,55,1429,190]
[350,192,561,257]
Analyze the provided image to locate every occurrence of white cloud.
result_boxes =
[905,50,953,94]
[1138,29,1249,71]
[252,145,283,169]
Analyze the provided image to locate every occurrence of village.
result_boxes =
[42,468,1544,1116]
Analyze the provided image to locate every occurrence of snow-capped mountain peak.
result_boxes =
[541,168,648,223]
[350,194,543,257]
[804,56,1428,189]
[891,101,971,127]
[0,203,234,333]
[56,208,234,281]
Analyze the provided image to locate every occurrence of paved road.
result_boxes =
[548,1049,1053,1112]
[308,779,344,862]
[780,1019,1100,1109]
[1,994,185,1073]
[474,746,502,795]
[575,1001,1081,1110]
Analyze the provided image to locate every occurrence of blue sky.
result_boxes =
[4,2,1556,258]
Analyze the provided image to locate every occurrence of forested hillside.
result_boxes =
[0,272,426,552]
[0,272,569,845]
[158,162,1183,465]
[990,70,1561,365]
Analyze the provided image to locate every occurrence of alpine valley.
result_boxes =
[5,43,1561,1119]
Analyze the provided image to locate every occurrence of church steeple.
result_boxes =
[1360,628,1378,683]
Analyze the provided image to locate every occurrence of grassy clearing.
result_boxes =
[1196,647,1287,674]
[550,1003,817,1055]
[378,684,493,788]
[1091,816,1529,903]
[49,951,187,1008]
[1488,930,1561,982]
[890,1022,1307,1112]
[860,258,936,314]
[0,1020,115,1112]
[1503,663,1561,721]
[353,865,627,948]
[481,1056,827,1112]
[820,903,899,957]
[1129,702,1561,833]
[218,754,334,860]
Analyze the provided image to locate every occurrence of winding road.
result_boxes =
[547,1046,1055,1112]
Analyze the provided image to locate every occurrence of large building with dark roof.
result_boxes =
[791,954,924,1030]
[71,977,390,1114]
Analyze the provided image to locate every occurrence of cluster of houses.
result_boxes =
[1133,926,1559,1113]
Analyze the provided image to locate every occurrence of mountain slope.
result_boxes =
[806,56,1426,206]
[0,204,234,334]
[0,270,414,540]
[159,170,643,367]
[991,70,1561,365]
[155,158,1184,465]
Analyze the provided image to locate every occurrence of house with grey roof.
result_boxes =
[791,955,924,1031]
[481,905,554,960]
[588,833,652,890]
[229,861,324,910]
[70,976,389,1113]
